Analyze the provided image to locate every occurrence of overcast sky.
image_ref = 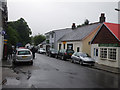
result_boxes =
[7,0,119,36]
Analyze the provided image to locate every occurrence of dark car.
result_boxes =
[57,49,74,60]
[46,48,58,58]
[71,52,95,66]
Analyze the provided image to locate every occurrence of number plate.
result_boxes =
[22,56,28,58]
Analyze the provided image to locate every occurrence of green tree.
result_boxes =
[33,34,46,45]
[7,18,32,46]
[6,26,20,46]
[77,19,89,28]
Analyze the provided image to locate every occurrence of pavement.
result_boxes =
[0,59,13,89]
[92,63,120,74]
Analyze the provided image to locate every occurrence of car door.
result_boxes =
[58,50,62,58]
[75,52,80,63]
[73,52,78,62]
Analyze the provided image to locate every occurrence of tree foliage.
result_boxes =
[6,18,32,46]
[33,34,46,46]
[77,19,90,28]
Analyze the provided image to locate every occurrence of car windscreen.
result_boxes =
[80,53,87,57]
[18,51,31,55]
[51,49,57,52]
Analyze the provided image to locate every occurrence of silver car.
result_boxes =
[71,52,95,66]
[38,48,46,54]
[13,48,33,65]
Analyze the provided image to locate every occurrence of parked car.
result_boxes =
[13,48,33,65]
[71,52,95,66]
[38,48,46,54]
[57,49,74,60]
[46,48,58,58]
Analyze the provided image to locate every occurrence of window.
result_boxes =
[18,51,31,55]
[100,48,107,59]
[52,43,54,48]
[67,44,73,50]
[77,47,80,52]
[100,48,117,61]
[59,44,61,50]
[94,48,98,57]
[108,48,116,60]
[52,33,54,38]
[96,49,98,56]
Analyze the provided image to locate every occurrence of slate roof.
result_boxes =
[59,23,101,42]
[53,28,73,41]
[45,28,73,42]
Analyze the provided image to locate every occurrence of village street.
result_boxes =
[2,53,119,89]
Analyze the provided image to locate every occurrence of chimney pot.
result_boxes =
[72,23,76,29]
[99,13,106,23]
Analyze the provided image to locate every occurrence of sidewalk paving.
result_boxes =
[92,63,120,74]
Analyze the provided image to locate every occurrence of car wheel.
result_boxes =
[55,55,58,59]
[90,64,94,66]
[73,60,76,63]
[30,61,33,65]
[49,54,51,57]
[61,56,64,60]
[80,60,83,65]
[70,59,73,63]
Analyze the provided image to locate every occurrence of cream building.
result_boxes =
[58,23,101,56]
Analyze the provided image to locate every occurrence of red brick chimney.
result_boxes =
[99,13,106,23]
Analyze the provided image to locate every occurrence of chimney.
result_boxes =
[72,23,76,29]
[99,13,106,23]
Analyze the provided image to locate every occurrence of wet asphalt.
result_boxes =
[2,53,119,88]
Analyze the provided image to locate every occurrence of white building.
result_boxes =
[0,0,3,61]
[0,0,7,61]
[91,22,120,69]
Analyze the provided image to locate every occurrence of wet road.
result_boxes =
[2,53,119,88]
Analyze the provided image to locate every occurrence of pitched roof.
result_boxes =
[59,23,101,42]
[104,22,120,40]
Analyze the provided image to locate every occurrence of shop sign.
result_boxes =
[99,44,120,47]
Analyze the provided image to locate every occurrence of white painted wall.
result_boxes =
[0,34,3,61]
[118,47,120,68]
[91,44,119,68]
[91,44,100,63]
[0,6,3,61]
[58,41,83,52]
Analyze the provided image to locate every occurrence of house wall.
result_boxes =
[82,26,100,56]
[92,25,120,45]
[91,44,100,63]
[91,44,119,68]
[58,41,83,52]
[0,5,3,61]
[118,47,120,68]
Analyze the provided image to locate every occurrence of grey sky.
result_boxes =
[7,0,119,36]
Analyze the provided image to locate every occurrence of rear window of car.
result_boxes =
[18,51,31,55]
[66,49,74,53]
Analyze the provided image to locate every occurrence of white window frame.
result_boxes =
[100,47,117,61]
[108,48,117,61]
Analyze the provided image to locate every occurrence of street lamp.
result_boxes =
[115,8,120,11]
